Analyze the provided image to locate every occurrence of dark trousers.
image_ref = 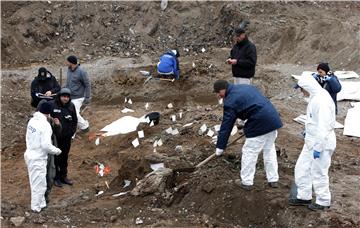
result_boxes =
[45,154,56,200]
[54,137,72,180]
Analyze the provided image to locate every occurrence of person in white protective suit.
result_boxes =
[289,74,336,211]
[24,102,62,213]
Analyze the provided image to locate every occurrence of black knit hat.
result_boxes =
[67,55,78,65]
[317,63,330,74]
[213,80,229,93]
[39,101,52,114]
[38,67,48,77]
[234,27,246,36]
[59,88,71,96]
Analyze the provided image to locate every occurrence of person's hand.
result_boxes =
[53,118,60,125]
[229,59,237,65]
[55,148,62,155]
[215,148,224,156]
[83,97,91,105]
[45,91,52,96]
[226,58,232,64]
[313,150,321,159]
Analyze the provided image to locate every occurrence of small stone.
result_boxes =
[175,145,183,153]
[110,215,117,222]
[135,217,143,225]
[10,216,25,227]
[25,212,31,217]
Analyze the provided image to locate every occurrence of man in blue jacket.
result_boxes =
[213,80,283,190]
[313,63,341,114]
[157,49,180,80]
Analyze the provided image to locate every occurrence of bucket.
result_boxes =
[145,112,160,125]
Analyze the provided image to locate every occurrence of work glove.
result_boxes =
[215,148,224,156]
[313,150,321,159]
[83,97,91,105]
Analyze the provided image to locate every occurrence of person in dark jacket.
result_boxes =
[313,63,342,114]
[31,67,61,108]
[213,80,282,190]
[227,28,257,85]
[157,49,180,80]
[49,88,78,187]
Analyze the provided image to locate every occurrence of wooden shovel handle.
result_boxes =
[195,134,244,169]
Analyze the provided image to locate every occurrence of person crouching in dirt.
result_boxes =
[24,102,62,213]
[65,55,91,133]
[213,80,282,190]
[289,75,336,211]
[227,28,257,85]
[49,88,78,187]
[157,49,180,80]
[30,67,61,108]
[313,63,342,114]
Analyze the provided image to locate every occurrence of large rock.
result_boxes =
[131,168,173,196]
[10,216,25,227]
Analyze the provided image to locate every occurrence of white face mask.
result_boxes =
[171,50,177,56]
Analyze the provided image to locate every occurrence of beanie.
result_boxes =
[317,63,330,74]
[234,27,246,36]
[213,80,229,93]
[38,67,48,79]
[39,101,52,114]
[67,55,78,65]
[59,87,71,97]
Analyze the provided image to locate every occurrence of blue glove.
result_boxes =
[313,150,321,159]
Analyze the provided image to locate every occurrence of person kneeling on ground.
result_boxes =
[24,102,62,213]
[49,88,78,187]
[157,49,180,80]
[289,75,336,211]
[312,62,341,114]
[213,80,283,190]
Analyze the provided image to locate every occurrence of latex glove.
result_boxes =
[313,150,320,159]
[55,148,62,155]
[215,148,224,156]
[83,97,91,105]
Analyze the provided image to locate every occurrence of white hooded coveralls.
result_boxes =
[24,112,61,212]
[295,75,336,207]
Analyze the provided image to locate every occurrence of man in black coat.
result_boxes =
[31,67,61,108]
[49,88,77,187]
[227,28,257,85]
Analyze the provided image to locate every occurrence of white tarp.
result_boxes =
[333,71,359,79]
[293,114,344,129]
[101,116,141,137]
[297,71,359,79]
[337,81,360,101]
[343,106,360,137]
[291,73,360,101]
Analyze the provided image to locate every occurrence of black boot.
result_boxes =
[54,179,63,187]
[61,177,73,186]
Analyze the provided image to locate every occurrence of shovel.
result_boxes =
[143,75,175,85]
[195,133,245,169]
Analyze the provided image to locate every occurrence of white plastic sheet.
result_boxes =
[101,116,141,136]
[293,114,344,129]
[337,81,360,101]
[343,106,360,137]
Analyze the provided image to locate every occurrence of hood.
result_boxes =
[33,111,47,120]
[297,74,323,97]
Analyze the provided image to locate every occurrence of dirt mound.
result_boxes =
[2,1,360,71]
